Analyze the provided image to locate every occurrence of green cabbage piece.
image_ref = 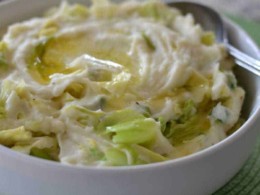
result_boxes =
[0,41,8,70]
[160,97,213,146]
[106,118,157,145]
[133,144,167,163]
[64,105,104,127]
[97,109,145,131]
[30,147,54,160]
[0,126,32,147]
[201,32,215,46]
[105,144,167,166]
[0,79,15,99]
[38,20,59,37]
[0,80,30,119]
[164,114,210,146]
[99,109,168,165]
[64,82,85,99]
[88,146,105,161]
[12,145,31,154]
[24,120,42,132]
[27,38,51,84]
[0,80,17,119]
[12,136,59,161]
[0,104,5,119]
[176,100,197,123]
[29,136,59,161]
[105,144,139,166]
[226,72,237,90]
[79,139,105,162]
[158,116,167,133]
[105,145,166,166]
[105,147,128,166]
[0,57,8,69]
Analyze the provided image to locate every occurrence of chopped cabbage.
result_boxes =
[0,0,245,166]
[0,126,32,147]
[106,118,157,144]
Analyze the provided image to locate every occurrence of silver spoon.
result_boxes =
[167,1,260,76]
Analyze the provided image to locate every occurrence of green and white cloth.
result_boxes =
[214,18,260,195]
[215,139,260,194]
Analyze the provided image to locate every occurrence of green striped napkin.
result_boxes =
[227,15,260,46]
[214,17,260,195]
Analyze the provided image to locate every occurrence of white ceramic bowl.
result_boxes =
[0,1,259,195]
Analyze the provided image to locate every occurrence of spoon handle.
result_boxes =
[227,44,260,76]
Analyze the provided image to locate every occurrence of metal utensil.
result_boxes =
[168,1,260,76]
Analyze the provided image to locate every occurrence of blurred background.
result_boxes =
[190,0,260,22]
[0,0,259,22]
[1,0,259,22]
[0,0,259,43]
[184,0,260,46]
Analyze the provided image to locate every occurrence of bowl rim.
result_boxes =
[0,0,259,173]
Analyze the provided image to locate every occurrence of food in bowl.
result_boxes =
[0,0,245,167]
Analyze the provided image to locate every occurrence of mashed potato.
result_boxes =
[0,0,244,166]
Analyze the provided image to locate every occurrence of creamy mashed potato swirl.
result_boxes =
[0,0,244,166]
